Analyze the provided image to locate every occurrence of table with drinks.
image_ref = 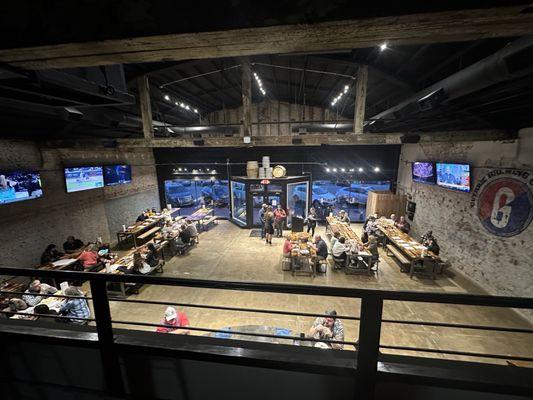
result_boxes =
[326,216,375,274]
[377,218,441,278]
[116,208,180,248]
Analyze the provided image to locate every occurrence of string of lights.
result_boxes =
[253,72,266,96]
[163,94,199,114]
[325,166,381,173]
[331,84,350,107]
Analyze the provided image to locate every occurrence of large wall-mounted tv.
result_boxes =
[412,162,435,184]
[0,170,43,204]
[65,167,104,193]
[103,165,132,186]
[436,163,470,192]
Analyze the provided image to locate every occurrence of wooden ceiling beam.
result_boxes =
[2,6,533,70]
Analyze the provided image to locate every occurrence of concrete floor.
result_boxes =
[106,221,533,365]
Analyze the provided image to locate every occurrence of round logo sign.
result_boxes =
[477,178,533,237]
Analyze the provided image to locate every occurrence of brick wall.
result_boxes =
[0,140,159,268]
[397,128,533,319]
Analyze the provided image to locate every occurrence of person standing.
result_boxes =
[273,205,287,238]
[338,210,350,224]
[264,206,275,245]
[307,207,317,236]
[259,204,267,239]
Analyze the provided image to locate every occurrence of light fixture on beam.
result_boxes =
[358,167,364,172]
[164,93,200,114]
[331,83,351,107]
[379,42,388,51]
[253,71,266,96]
[374,167,380,172]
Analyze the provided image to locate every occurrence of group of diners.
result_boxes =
[136,207,159,223]
[159,217,199,254]
[283,233,329,271]
[153,304,346,349]
[1,280,90,324]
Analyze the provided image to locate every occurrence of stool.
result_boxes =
[281,254,292,271]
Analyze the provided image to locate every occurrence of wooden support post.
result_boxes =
[354,65,368,134]
[137,75,154,139]
[241,59,252,137]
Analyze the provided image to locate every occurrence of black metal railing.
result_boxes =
[1,266,533,399]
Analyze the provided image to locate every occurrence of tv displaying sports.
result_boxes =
[103,165,132,186]
[412,162,435,184]
[0,170,43,204]
[64,167,104,193]
[436,163,470,192]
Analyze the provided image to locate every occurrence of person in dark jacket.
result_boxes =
[40,244,64,264]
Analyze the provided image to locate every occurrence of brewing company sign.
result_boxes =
[470,169,533,237]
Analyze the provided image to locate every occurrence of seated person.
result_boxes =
[161,221,174,238]
[178,224,192,245]
[145,243,160,268]
[330,231,340,250]
[389,213,398,223]
[156,306,190,334]
[22,280,58,307]
[76,248,100,270]
[331,236,350,263]
[282,235,293,258]
[185,219,198,237]
[33,304,59,321]
[63,236,84,254]
[395,216,411,233]
[366,235,380,268]
[40,244,64,264]
[125,251,152,274]
[1,298,28,318]
[136,210,149,222]
[308,310,345,349]
[421,230,434,246]
[426,238,440,256]
[312,235,328,261]
[338,210,350,224]
[59,286,90,324]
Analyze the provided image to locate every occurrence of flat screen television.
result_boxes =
[436,163,470,192]
[0,170,43,204]
[64,166,104,193]
[103,165,132,186]
[412,162,435,184]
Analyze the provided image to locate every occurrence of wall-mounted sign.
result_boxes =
[470,169,533,237]
[260,179,271,185]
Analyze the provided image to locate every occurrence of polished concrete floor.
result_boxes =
[106,221,533,365]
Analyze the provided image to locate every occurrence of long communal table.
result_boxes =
[116,208,180,248]
[377,219,442,279]
[326,216,375,275]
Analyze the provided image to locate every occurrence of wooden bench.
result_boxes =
[386,244,410,271]
[137,226,161,241]
[200,216,218,231]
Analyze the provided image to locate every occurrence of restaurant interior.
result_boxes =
[0,2,533,400]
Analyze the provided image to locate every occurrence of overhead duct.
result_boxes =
[370,36,533,126]
[291,123,353,133]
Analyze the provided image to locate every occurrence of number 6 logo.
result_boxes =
[490,187,514,228]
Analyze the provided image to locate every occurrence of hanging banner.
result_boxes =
[470,169,533,237]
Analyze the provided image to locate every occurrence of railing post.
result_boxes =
[90,279,125,397]
[356,294,383,400]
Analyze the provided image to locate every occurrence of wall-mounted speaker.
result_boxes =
[193,139,205,146]
[292,138,303,145]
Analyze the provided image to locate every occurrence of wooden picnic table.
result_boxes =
[116,208,180,248]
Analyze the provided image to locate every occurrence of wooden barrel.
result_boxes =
[246,161,259,178]
[272,165,286,178]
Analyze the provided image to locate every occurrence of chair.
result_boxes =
[332,256,345,270]
[281,254,292,271]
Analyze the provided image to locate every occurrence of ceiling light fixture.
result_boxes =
[331,83,351,107]
[253,71,266,96]
[358,167,364,172]
[374,167,380,172]
[165,94,199,114]
[164,95,170,101]
[380,42,388,51]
